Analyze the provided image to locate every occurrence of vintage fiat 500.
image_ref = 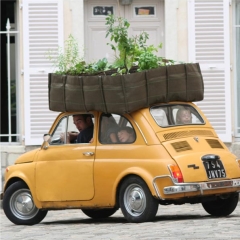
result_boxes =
[2,102,240,225]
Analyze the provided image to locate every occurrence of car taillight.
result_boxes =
[168,164,184,183]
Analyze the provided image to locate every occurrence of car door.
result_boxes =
[93,114,148,199]
[35,113,96,202]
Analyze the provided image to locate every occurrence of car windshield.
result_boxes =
[150,104,204,127]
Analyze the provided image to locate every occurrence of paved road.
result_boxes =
[1,203,240,240]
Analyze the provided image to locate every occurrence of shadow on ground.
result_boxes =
[41,213,229,225]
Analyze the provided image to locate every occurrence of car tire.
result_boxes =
[119,176,159,223]
[202,193,239,217]
[81,208,118,219]
[3,181,48,225]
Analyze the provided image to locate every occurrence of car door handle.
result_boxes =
[83,152,94,156]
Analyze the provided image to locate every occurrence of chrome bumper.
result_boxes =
[152,175,240,200]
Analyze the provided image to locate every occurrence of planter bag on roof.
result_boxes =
[48,63,204,114]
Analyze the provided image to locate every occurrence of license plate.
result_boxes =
[203,159,226,179]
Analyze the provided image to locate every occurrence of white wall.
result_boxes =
[165,0,188,62]
[63,0,84,56]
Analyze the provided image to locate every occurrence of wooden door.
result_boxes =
[84,0,164,63]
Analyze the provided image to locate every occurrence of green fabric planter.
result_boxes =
[48,63,204,114]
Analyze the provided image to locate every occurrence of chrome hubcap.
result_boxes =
[124,184,146,217]
[10,189,39,220]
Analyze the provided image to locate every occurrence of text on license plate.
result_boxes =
[203,159,226,179]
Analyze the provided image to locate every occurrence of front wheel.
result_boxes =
[3,181,48,225]
[202,193,239,217]
[82,208,118,219]
[119,176,159,223]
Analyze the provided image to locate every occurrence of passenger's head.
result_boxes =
[176,108,192,124]
[117,127,135,143]
[73,114,93,131]
[101,114,117,132]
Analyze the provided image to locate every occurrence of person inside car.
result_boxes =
[176,108,192,125]
[61,114,94,143]
[100,114,119,144]
[117,126,135,143]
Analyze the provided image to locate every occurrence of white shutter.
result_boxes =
[23,0,63,145]
[188,0,232,142]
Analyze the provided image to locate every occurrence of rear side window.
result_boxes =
[150,104,204,127]
[99,113,136,144]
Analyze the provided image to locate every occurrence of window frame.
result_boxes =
[150,104,205,128]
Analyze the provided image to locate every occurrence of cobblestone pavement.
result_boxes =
[1,203,240,240]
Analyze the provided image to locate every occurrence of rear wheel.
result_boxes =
[202,193,239,216]
[3,181,48,225]
[82,208,118,219]
[119,176,158,223]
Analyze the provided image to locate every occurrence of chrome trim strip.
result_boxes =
[127,115,148,144]
[152,175,240,199]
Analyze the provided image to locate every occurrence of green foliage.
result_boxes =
[105,14,137,73]
[47,34,113,75]
[138,51,159,71]
[48,16,179,76]
[47,34,83,74]
[79,58,111,74]
[105,15,167,73]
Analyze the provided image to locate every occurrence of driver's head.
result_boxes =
[73,114,93,131]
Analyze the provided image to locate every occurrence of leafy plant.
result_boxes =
[105,15,167,73]
[75,58,111,75]
[105,14,137,73]
[47,34,83,74]
[48,15,178,76]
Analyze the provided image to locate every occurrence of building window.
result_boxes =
[93,6,114,16]
[134,6,156,16]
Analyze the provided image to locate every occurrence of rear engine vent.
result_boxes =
[171,141,192,152]
[206,139,224,149]
[163,130,214,141]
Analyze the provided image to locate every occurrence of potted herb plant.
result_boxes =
[48,15,204,114]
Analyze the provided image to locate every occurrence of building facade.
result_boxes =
[1,0,240,191]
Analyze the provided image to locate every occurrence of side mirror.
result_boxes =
[43,134,51,142]
[42,134,51,150]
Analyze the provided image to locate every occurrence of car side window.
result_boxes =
[50,114,95,145]
[150,108,168,126]
[99,113,136,144]
[99,114,119,144]
[50,116,67,145]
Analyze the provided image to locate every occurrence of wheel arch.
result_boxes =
[4,177,27,191]
[114,168,158,207]
[4,176,42,209]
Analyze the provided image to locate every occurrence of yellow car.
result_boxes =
[2,102,240,225]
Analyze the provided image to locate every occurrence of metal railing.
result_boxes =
[0,19,19,143]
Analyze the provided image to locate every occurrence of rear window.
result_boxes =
[150,104,204,127]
